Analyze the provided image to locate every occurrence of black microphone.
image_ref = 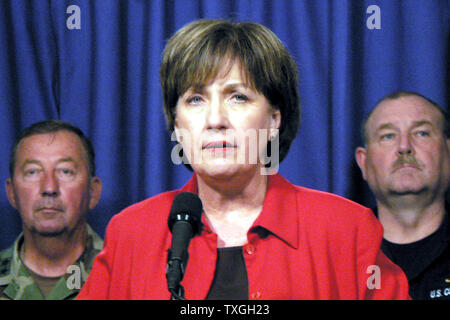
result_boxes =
[166,192,203,300]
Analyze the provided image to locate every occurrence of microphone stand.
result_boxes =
[166,253,188,300]
[170,286,186,300]
[166,193,204,301]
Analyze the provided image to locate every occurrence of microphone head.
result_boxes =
[168,192,203,236]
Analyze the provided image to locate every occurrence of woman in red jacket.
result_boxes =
[78,19,409,300]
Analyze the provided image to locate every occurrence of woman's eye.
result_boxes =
[187,95,204,105]
[230,93,249,103]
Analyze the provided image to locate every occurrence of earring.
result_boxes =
[269,130,277,141]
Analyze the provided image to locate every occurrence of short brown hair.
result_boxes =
[160,19,300,164]
[9,120,96,177]
[361,91,449,145]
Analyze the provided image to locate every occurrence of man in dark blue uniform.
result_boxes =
[355,91,450,300]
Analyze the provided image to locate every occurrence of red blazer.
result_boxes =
[78,174,409,300]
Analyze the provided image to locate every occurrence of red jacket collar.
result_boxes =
[179,173,299,249]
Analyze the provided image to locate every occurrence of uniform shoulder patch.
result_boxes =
[0,247,13,278]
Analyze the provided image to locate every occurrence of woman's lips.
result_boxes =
[203,141,235,149]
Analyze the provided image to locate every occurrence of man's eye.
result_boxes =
[23,168,42,180]
[416,130,430,137]
[380,133,395,141]
[58,168,75,177]
[25,169,38,176]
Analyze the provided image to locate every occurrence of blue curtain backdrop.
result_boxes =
[0,0,448,249]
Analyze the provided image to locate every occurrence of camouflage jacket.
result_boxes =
[0,225,103,300]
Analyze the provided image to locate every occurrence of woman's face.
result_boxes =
[174,61,281,179]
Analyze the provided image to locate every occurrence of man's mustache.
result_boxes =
[392,155,422,170]
[32,197,65,211]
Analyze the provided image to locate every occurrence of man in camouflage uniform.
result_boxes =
[0,225,103,299]
[0,120,103,299]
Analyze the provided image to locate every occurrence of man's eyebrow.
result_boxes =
[375,120,434,133]
[56,157,78,167]
[411,120,434,128]
[58,157,75,163]
[374,123,395,133]
[21,159,42,168]
[21,157,76,168]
